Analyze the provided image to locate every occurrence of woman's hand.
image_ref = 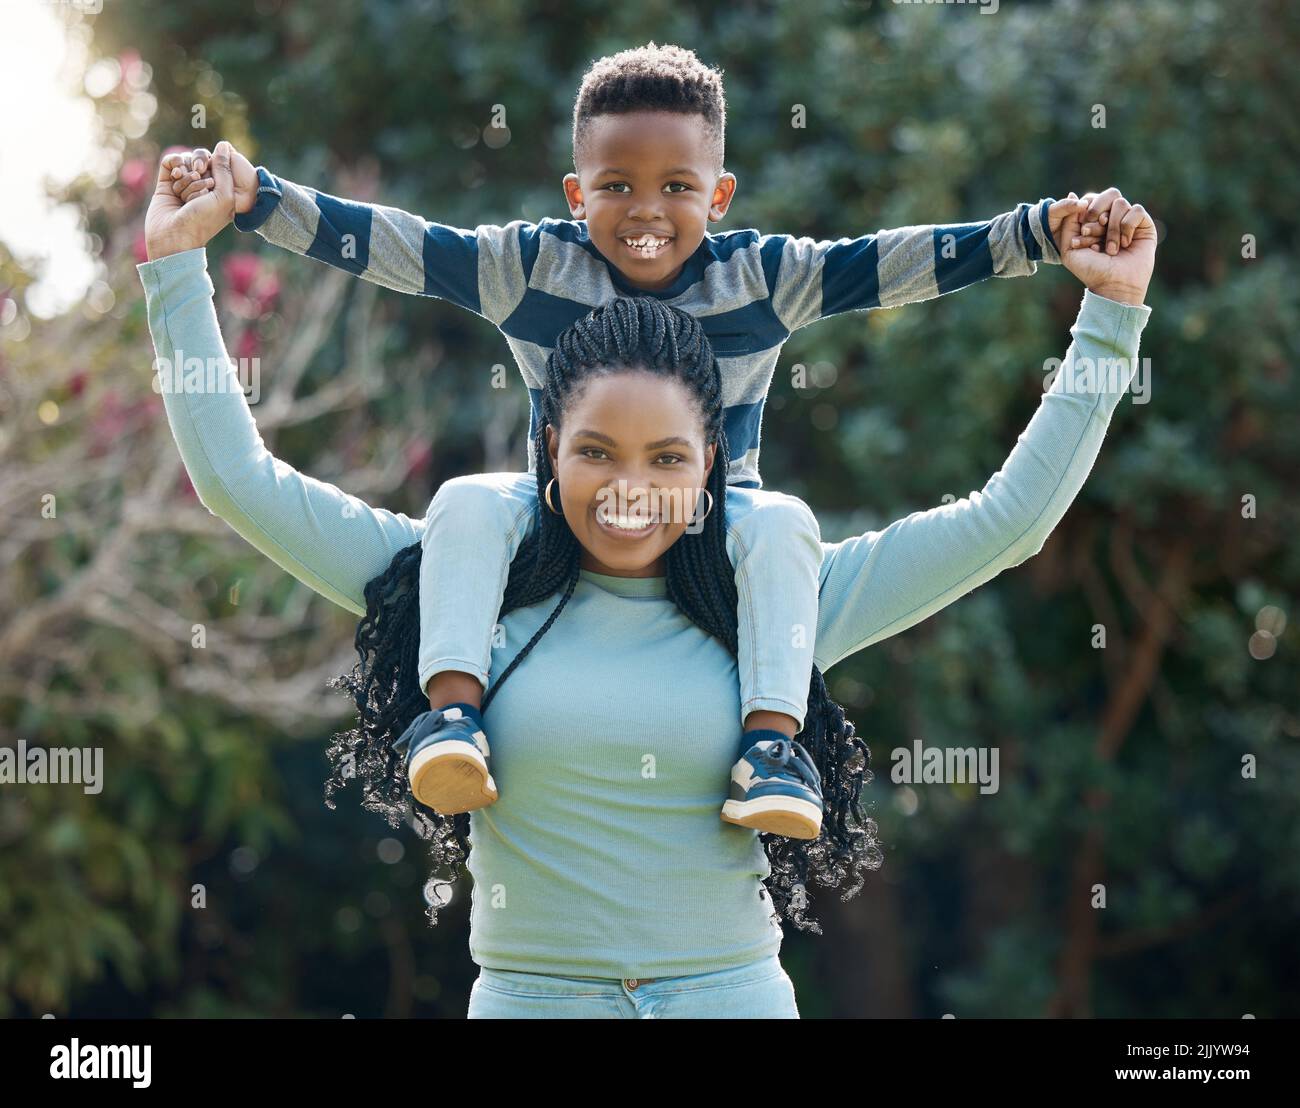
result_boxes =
[1056,189,1157,306]
[144,140,239,261]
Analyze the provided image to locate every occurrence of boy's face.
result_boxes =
[563,111,737,292]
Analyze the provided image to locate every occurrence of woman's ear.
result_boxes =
[545,424,559,473]
[702,440,717,482]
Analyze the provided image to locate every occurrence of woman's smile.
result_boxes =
[591,501,661,542]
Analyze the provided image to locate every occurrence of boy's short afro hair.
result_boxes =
[572,41,727,177]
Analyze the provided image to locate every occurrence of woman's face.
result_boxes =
[545,370,717,578]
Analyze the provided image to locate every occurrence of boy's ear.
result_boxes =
[562,174,585,218]
[709,172,738,223]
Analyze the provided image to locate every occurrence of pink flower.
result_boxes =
[253,270,281,314]
[132,230,149,264]
[88,390,126,456]
[118,49,144,89]
[223,252,262,297]
[235,327,260,360]
[120,157,151,198]
[405,440,432,476]
[133,394,162,423]
[69,370,88,397]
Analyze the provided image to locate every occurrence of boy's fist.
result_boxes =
[1049,192,1106,252]
[1050,187,1142,256]
[1057,188,1156,305]
[163,144,258,214]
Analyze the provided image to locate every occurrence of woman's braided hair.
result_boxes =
[325,296,881,934]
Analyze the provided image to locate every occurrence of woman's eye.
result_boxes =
[579,448,680,464]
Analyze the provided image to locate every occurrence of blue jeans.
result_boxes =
[417,471,823,731]
[466,953,800,1018]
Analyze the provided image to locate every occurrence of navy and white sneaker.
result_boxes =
[720,735,823,839]
[391,706,498,814]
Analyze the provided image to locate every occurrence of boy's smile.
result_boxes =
[563,111,737,292]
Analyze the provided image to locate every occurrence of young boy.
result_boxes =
[170,42,1096,841]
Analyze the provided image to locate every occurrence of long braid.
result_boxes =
[327,296,882,931]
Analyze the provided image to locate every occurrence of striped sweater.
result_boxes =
[234,167,1062,488]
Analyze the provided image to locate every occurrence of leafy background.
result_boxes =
[1,0,1296,1017]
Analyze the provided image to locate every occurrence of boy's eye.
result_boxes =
[601,182,690,194]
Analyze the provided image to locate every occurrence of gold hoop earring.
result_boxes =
[544,477,562,515]
[694,488,714,523]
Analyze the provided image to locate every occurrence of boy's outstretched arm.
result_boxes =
[765,191,1111,333]
[169,145,526,326]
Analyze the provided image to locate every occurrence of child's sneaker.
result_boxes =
[391,705,498,814]
[720,734,823,839]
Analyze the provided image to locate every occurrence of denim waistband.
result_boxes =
[476,952,784,996]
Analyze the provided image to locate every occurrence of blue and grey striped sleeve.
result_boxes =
[764,198,1061,333]
[233,166,531,325]
[810,287,1151,673]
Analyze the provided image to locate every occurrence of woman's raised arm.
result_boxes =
[811,193,1157,672]
[138,246,422,616]
[812,286,1152,673]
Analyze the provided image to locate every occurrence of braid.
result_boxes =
[327,296,882,932]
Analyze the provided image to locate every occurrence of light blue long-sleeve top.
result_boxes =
[138,247,1150,978]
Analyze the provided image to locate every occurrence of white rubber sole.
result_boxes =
[720,796,822,839]
[409,739,498,814]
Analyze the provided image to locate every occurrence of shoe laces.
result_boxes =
[391,708,449,757]
[759,738,822,791]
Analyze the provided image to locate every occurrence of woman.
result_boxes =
[140,144,1155,1018]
